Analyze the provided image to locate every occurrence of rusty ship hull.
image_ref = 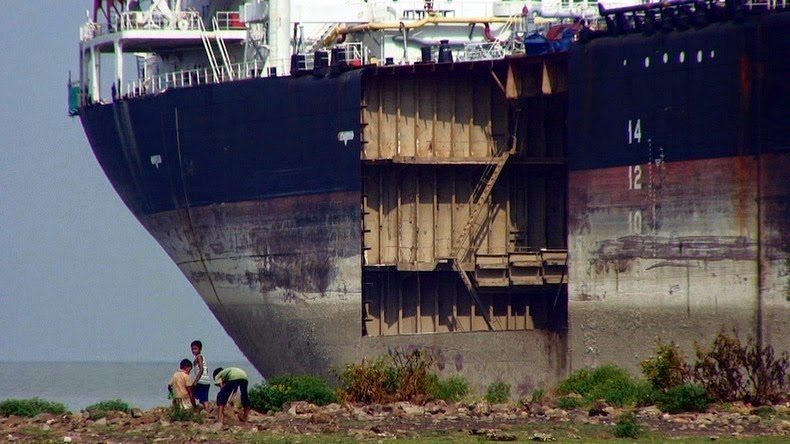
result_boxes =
[76,1,789,393]
[567,10,789,370]
[80,59,572,392]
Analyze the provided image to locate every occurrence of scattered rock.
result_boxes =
[545,408,568,420]
[532,432,555,441]
[587,408,608,417]
[287,401,319,416]
[397,404,425,416]
[1,401,788,442]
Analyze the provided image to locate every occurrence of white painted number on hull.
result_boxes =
[628,165,642,190]
[629,210,643,234]
[627,119,642,144]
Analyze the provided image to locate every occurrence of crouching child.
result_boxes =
[212,367,250,423]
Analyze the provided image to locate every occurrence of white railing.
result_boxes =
[116,43,371,100]
[80,22,103,41]
[293,54,316,71]
[744,0,787,8]
[337,42,370,66]
[464,41,507,60]
[118,11,201,31]
[121,58,291,98]
[79,10,241,42]
[388,0,495,18]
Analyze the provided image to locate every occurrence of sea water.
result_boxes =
[0,362,265,412]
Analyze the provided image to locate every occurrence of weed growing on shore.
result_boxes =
[249,375,337,413]
[613,411,642,439]
[337,349,436,404]
[0,398,67,417]
[656,383,709,414]
[432,375,470,402]
[557,364,656,408]
[641,338,691,391]
[168,406,202,423]
[693,330,789,406]
[485,381,511,404]
[85,399,131,419]
[530,388,546,404]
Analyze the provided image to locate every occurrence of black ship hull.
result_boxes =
[567,10,789,367]
[79,6,789,389]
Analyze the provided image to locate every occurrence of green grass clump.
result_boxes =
[558,395,583,410]
[249,375,338,413]
[613,411,643,439]
[485,381,511,404]
[85,399,131,419]
[750,405,777,418]
[656,383,709,414]
[530,388,545,404]
[168,405,202,423]
[432,375,470,402]
[0,398,68,417]
[558,364,657,408]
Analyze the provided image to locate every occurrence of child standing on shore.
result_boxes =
[170,359,195,409]
[190,340,211,410]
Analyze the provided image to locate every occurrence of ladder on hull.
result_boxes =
[212,16,234,80]
[450,113,519,330]
[198,17,220,81]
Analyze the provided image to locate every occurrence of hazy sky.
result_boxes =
[0,1,247,363]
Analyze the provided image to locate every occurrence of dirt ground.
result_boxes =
[2,400,789,443]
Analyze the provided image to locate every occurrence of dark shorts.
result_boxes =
[217,379,249,407]
[194,383,210,404]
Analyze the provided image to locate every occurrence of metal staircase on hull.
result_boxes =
[212,16,234,79]
[198,16,221,81]
[450,136,514,331]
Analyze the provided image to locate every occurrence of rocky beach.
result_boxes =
[3,400,789,443]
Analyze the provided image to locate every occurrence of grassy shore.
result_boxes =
[2,400,789,443]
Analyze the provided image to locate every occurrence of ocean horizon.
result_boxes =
[0,361,265,412]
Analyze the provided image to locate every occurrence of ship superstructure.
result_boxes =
[72,0,789,392]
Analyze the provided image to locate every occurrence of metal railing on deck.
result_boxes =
[744,0,787,8]
[338,42,369,66]
[79,10,241,41]
[464,41,507,61]
[118,11,202,31]
[121,58,290,98]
